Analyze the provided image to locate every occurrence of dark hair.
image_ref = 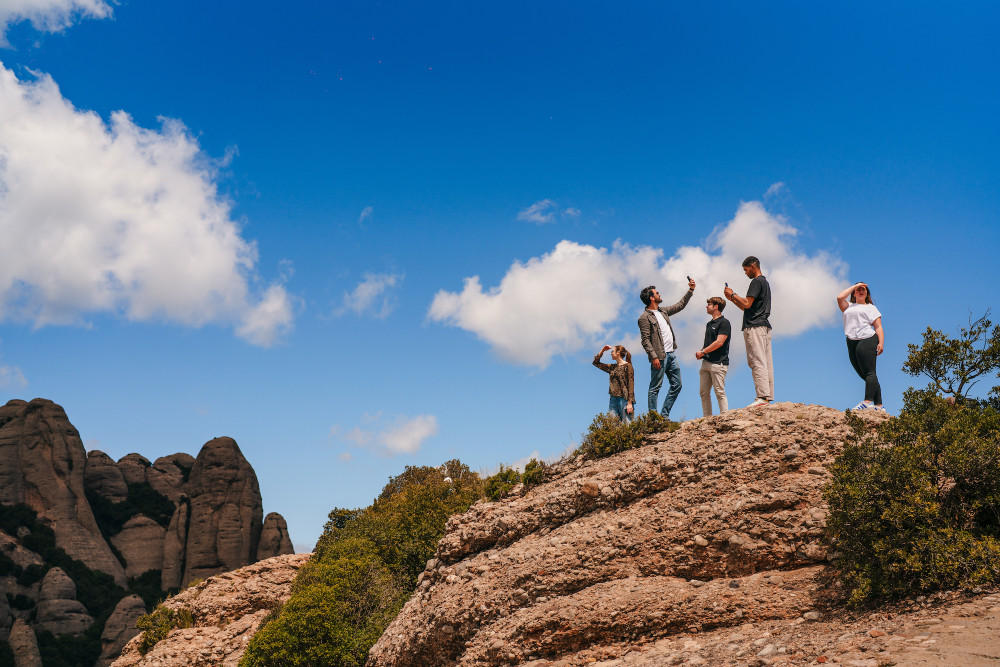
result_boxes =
[707,296,726,312]
[742,256,760,269]
[848,283,874,305]
[613,345,632,365]
[640,286,656,306]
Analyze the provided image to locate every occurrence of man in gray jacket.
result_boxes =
[638,278,696,418]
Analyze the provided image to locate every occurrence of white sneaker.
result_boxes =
[852,401,874,411]
[747,398,769,408]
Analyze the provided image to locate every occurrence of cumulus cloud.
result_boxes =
[335,272,402,318]
[333,413,438,457]
[430,199,846,367]
[0,65,294,345]
[0,0,110,39]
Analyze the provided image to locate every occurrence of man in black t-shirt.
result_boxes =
[724,256,774,407]
[695,297,731,416]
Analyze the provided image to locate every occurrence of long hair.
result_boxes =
[848,283,874,305]
[614,345,632,365]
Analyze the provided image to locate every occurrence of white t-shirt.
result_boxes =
[843,303,882,341]
[653,309,674,351]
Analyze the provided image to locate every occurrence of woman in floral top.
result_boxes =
[593,345,636,422]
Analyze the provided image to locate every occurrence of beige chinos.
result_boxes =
[699,360,728,415]
[743,326,774,401]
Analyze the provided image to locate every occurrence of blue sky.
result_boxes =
[1,1,997,551]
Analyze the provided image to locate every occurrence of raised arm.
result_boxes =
[664,279,696,316]
[593,346,614,372]
[837,283,864,312]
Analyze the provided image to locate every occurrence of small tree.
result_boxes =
[903,311,1000,399]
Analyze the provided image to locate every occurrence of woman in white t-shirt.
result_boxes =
[837,282,885,411]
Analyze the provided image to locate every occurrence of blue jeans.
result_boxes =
[648,352,682,418]
[609,396,634,423]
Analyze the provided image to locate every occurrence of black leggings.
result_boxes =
[846,334,882,405]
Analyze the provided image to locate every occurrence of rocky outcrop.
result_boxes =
[0,399,126,585]
[0,594,11,643]
[34,567,93,636]
[181,437,263,586]
[84,451,128,503]
[111,515,166,580]
[368,403,887,666]
[9,618,42,667]
[146,454,194,504]
[116,454,152,487]
[257,512,294,561]
[161,502,189,590]
[97,595,146,667]
[112,553,310,667]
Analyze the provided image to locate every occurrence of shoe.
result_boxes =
[873,405,888,414]
[746,398,769,408]
[852,401,874,410]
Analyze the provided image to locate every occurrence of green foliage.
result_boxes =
[128,570,167,610]
[484,465,520,501]
[0,641,15,667]
[35,630,101,667]
[243,460,484,666]
[903,311,1000,399]
[86,482,176,541]
[241,538,403,667]
[576,411,679,460]
[0,551,20,577]
[521,458,547,490]
[6,593,34,610]
[136,606,194,655]
[826,388,1000,605]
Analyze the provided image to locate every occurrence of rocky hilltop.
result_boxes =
[0,398,294,666]
[368,403,878,666]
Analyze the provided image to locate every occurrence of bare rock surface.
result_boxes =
[112,552,311,667]
[146,454,195,503]
[9,618,42,667]
[34,567,93,636]
[0,399,126,585]
[111,515,166,579]
[117,453,153,487]
[181,437,264,586]
[85,450,129,503]
[369,403,886,667]
[97,595,147,667]
[257,512,294,560]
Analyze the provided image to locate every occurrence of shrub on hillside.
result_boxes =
[576,411,678,460]
[241,538,402,667]
[521,458,547,490]
[241,460,484,666]
[484,465,520,501]
[825,313,1000,605]
[135,605,194,655]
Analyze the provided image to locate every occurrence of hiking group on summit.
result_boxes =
[593,255,885,422]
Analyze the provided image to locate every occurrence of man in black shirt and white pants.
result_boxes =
[695,296,731,415]
[724,256,773,408]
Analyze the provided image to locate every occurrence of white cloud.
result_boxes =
[333,413,438,457]
[517,199,557,224]
[0,65,294,346]
[335,272,402,318]
[337,451,353,463]
[358,205,373,225]
[0,0,110,39]
[765,182,787,198]
[430,198,846,368]
[0,364,26,389]
[563,207,581,218]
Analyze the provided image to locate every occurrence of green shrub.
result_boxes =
[241,539,402,667]
[35,630,101,667]
[484,465,521,501]
[521,458,547,490]
[576,411,678,461]
[0,640,14,667]
[825,392,1000,605]
[136,605,194,655]
[6,593,33,610]
[243,460,485,666]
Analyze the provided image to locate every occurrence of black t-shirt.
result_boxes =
[703,316,732,365]
[742,275,772,330]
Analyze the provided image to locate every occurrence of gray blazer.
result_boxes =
[637,290,694,362]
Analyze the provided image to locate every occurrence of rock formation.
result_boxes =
[181,437,264,586]
[110,516,166,580]
[97,595,147,667]
[84,451,129,503]
[257,512,294,561]
[0,399,126,585]
[112,553,310,667]
[367,403,887,666]
[34,567,94,636]
[8,618,41,667]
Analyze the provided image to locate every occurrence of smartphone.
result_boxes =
[725,282,729,287]
[687,275,691,281]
